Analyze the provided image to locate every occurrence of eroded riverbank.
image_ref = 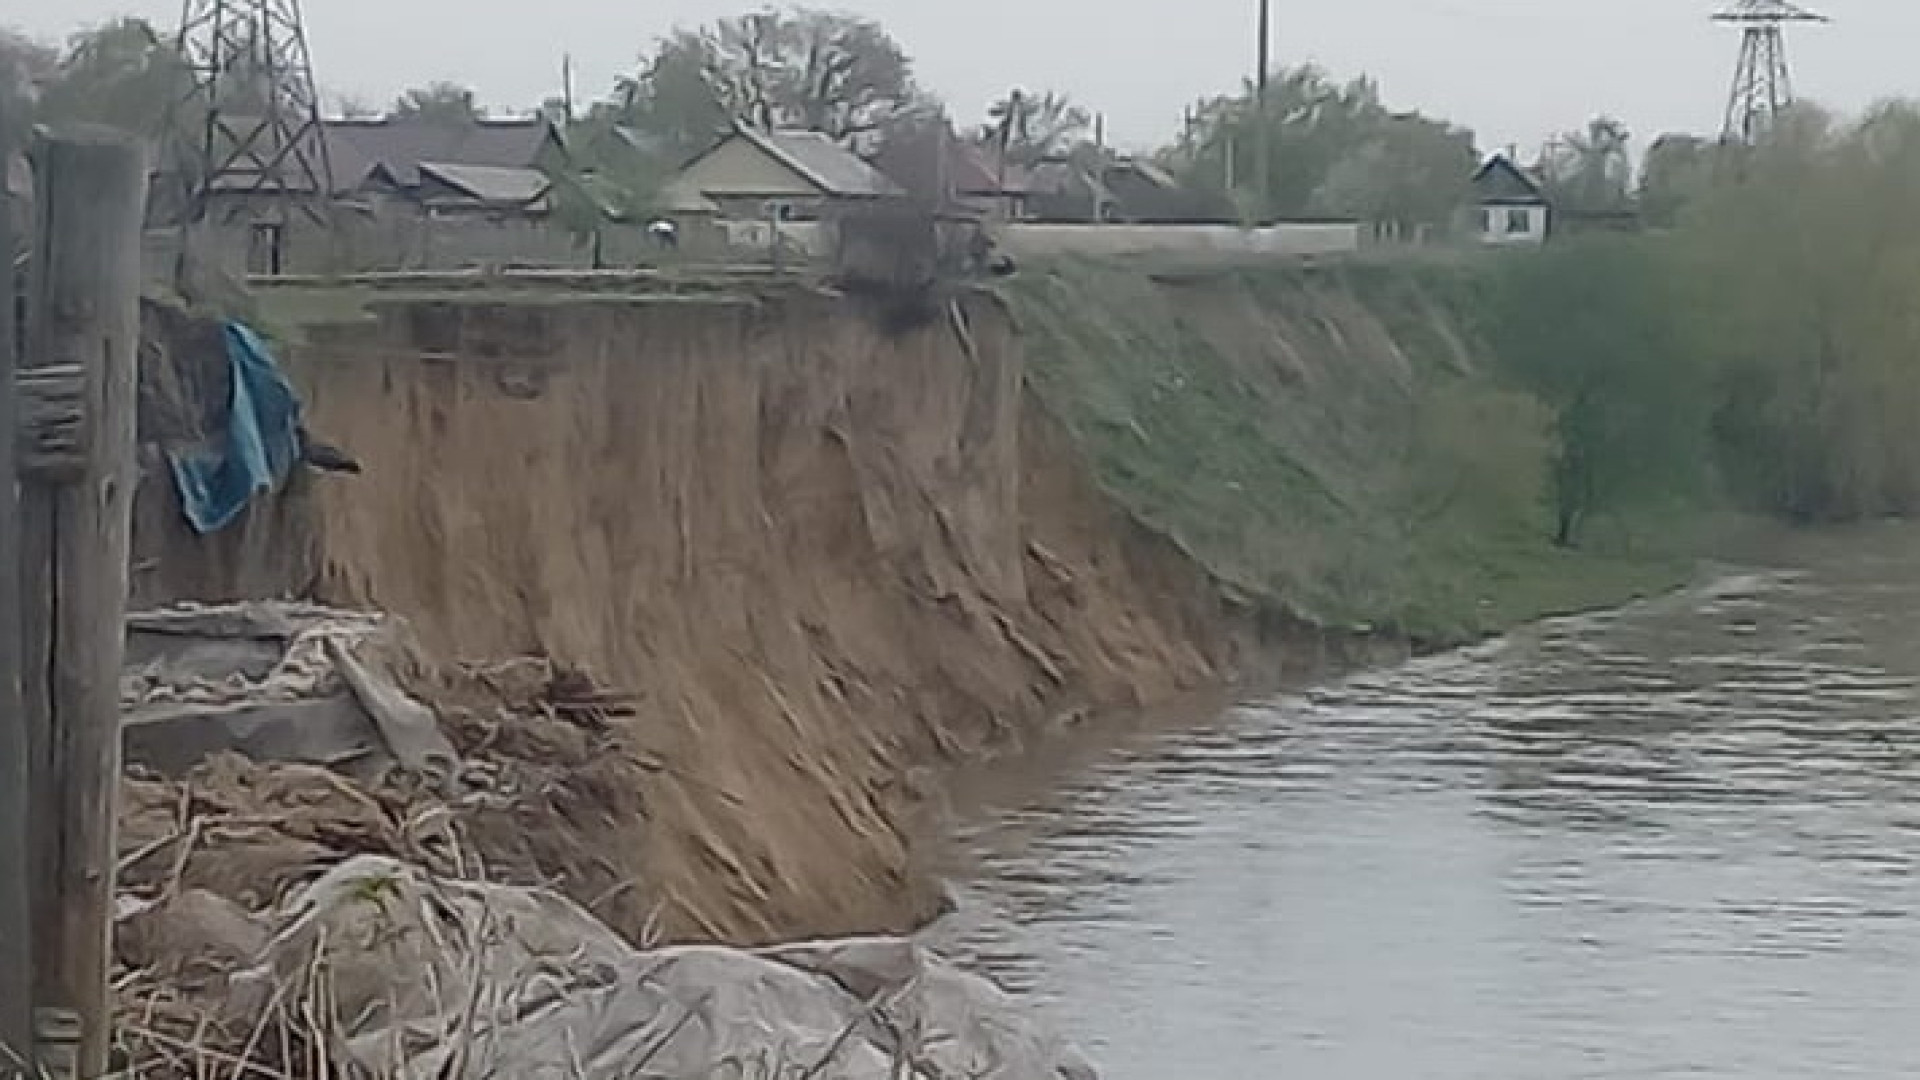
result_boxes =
[137,257,1723,957]
[931,523,1920,1079]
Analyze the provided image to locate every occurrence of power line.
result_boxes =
[1715,0,1828,144]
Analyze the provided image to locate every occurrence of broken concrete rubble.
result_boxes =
[121,601,457,779]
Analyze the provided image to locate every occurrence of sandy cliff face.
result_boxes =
[266,289,1232,943]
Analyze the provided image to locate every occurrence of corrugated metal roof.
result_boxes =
[324,117,556,193]
[738,126,902,198]
[417,162,550,205]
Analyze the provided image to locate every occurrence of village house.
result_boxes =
[670,122,904,222]
[407,162,551,217]
[324,115,566,217]
[867,124,1031,221]
[1019,155,1232,224]
[1471,153,1550,246]
[946,144,1031,221]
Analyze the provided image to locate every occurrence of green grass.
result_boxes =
[252,286,382,344]
[1396,510,1727,644]
[250,280,768,348]
[1001,256,1724,646]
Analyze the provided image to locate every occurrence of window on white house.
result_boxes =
[1482,208,1496,234]
[1506,208,1533,235]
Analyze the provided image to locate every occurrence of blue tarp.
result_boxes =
[167,321,305,535]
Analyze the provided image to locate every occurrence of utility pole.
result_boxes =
[19,128,147,1080]
[164,0,332,278]
[0,96,35,1080]
[1255,0,1273,223]
[1714,0,1827,144]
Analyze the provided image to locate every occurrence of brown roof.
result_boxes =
[324,117,558,193]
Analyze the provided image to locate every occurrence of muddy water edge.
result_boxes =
[929,523,1920,1079]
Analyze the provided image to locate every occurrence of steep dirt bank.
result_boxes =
[133,259,1700,948]
[144,287,1248,944]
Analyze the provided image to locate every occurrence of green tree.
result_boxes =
[611,29,732,159]
[544,116,668,260]
[1638,133,1720,227]
[616,7,927,149]
[0,28,55,143]
[1169,66,1468,226]
[393,81,482,124]
[1488,237,1710,547]
[1311,111,1476,234]
[1678,102,1920,519]
[1541,116,1633,217]
[34,18,189,137]
[980,88,1090,165]
[330,91,381,119]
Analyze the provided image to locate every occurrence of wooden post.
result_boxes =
[0,101,36,1080]
[1254,0,1273,222]
[19,127,147,1079]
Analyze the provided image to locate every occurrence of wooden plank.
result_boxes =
[21,127,147,1079]
[0,100,35,1080]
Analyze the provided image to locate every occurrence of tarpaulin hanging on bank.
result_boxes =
[167,321,304,534]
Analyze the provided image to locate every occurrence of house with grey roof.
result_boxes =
[324,116,564,217]
[670,122,904,221]
[1471,154,1550,246]
[411,162,552,216]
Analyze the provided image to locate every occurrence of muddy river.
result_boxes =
[933,526,1920,1079]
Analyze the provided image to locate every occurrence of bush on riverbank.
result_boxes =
[1674,103,1920,522]
[1004,107,1920,640]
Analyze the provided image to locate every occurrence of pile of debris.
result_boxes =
[109,602,1098,1079]
[122,602,456,781]
[119,855,1095,1080]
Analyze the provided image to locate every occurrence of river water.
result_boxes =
[933,527,1920,1079]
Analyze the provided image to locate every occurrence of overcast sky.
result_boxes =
[7,0,1915,154]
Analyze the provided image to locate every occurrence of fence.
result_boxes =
[995,221,1364,259]
[144,212,1369,287]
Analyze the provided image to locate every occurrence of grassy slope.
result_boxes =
[1003,256,1710,645]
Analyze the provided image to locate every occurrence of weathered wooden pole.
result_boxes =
[1254,0,1273,222]
[0,101,36,1080]
[19,127,147,1079]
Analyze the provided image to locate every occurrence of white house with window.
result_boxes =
[1471,154,1549,247]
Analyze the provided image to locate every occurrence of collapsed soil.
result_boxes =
[136,287,1248,948]
[112,652,676,1070]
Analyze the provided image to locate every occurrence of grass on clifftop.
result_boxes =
[1001,256,1715,645]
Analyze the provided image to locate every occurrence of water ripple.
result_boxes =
[932,533,1920,1079]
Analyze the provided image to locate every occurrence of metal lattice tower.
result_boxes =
[1715,0,1828,144]
[168,0,331,229]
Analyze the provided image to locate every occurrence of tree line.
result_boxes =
[1484,102,1920,545]
[0,6,1686,235]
